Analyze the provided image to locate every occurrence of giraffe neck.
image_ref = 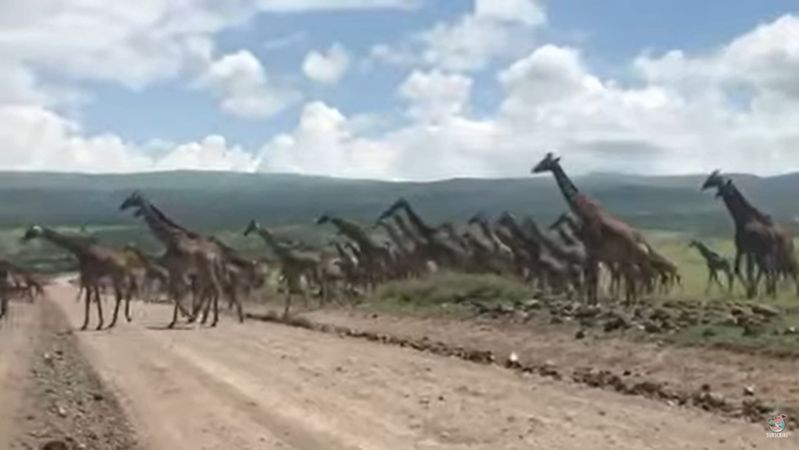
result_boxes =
[256,229,292,260]
[401,204,436,239]
[719,183,771,227]
[380,223,411,254]
[40,228,90,258]
[137,202,189,249]
[550,164,580,210]
[476,220,501,252]
[332,218,372,248]
[394,216,422,245]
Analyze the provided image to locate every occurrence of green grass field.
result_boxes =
[5,222,798,353]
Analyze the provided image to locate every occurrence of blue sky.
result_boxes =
[1,0,799,179]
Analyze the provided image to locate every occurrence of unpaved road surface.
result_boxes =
[1,296,138,449]
[2,282,794,449]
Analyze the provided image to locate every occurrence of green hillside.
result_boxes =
[2,169,799,269]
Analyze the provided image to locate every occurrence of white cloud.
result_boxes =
[258,102,396,178]
[194,49,299,118]
[261,15,799,180]
[302,43,351,85]
[0,0,416,109]
[371,0,546,72]
[475,0,546,27]
[0,105,258,173]
[399,69,473,122]
[154,135,259,172]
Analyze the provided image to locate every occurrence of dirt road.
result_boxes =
[4,283,793,449]
[0,299,40,449]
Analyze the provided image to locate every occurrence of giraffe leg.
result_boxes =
[232,287,244,324]
[200,291,212,325]
[211,288,220,327]
[707,270,717,294]
[168,278,185,329]
[80,285,91,331]
[94,286,104,330]
[0,292,7,320]
[283,291,293,318]
[108,287,122,329]
[125,287,133,322]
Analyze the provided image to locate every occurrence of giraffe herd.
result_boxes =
[1,153,796,329]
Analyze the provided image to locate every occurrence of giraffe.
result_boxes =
[523,216,586,295]
[120,192,238,327]
[645,248,682,294]
[331,240,364,293]
[493,222,533,281]
[22,226,131,330]
[316,213,391,287]
[391,214,439,273]
[689,240,734,294]
[377,198,467,270]
[468,213,515,264]
[0,260,45,303]
[209,236,269,310]
[531,153,656,305]
[701,172,782,298]
[496,212,572,293]
[122,244,170,302]
[244,220,323,317]
[375,219,422,278]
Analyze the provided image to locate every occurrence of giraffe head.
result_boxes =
[496,211,516,228]
[468,212,486,226]
[701,170,725,192]
[688,239,699,249]
[315,213,332,225]
[531,152,560,174]
[22,225,44,241]
[243,220,261,237]
[377,197,409,222]
[715,179,735,198]
[120,190,145,212]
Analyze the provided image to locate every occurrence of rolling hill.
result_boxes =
[3,169,799,270]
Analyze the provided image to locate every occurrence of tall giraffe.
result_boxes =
[532,153,655,304]
[120,192,238,327]
[23,226,131,330]
[701,172,783,298]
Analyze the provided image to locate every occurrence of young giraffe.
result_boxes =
[244,220,323,317]
[122,244,170,302]
[22,226,132,330]
[689,240,734,294]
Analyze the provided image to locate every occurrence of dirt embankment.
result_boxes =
[1,298,138,450]
[248,306,799,424]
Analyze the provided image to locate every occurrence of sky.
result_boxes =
[1,0,798,180]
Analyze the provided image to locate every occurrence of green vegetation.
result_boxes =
[3,169,798,352]
[366,272,536,317]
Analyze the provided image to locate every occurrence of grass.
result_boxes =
[348,230,799,353]
[365,272,536,317]
[2,220,797,353]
